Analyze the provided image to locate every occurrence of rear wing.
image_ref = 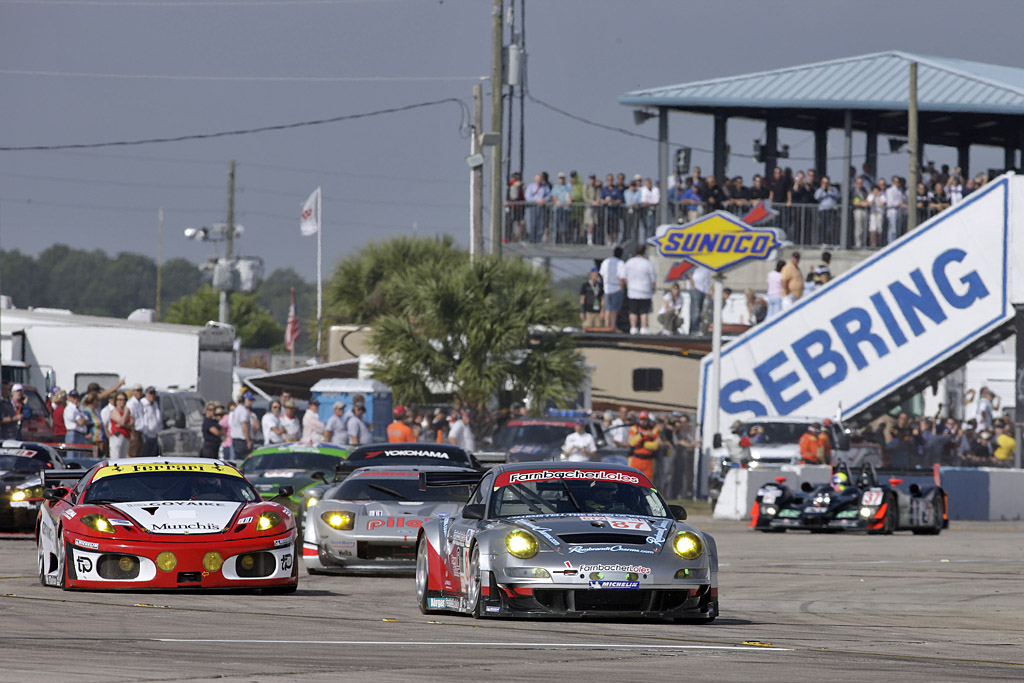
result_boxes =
[42,469,89,487]
[418,470,486,491]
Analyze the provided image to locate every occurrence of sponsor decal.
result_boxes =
[280,554,293,572]
[558,561,577,576]
[578,563,651,574]
[513,519,560,549]
[650,212,780,271]
[74,538,99,550]
[367,517,425,530]
[778,509,800,518]
[646,519,671,547]
[379,449,450,459]
[862,490,884,507]
[427,597,446,609]
[150,522,220,531]
[368,510,384,517]
[578,517,651,531]
[263,470,299,478]
[108,519,132,527]
[567,545,656,555]
[589,580,640,589]
[92,462,243,481]
[9,501,33,508]
[62,509,77,520]
[121,501,225,507]
[445,597,462,610]
[836,510,858,519]
[76,555,93,573]
[238,516,254,524]
[500,469,647,487]
[274,537,293,547]
[485,605,501,613]
[758,488,781,505]
[43,573,61,587]
[0,448,34,457]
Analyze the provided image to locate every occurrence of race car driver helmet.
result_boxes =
[582,481,619,512]
[831,472,849,492]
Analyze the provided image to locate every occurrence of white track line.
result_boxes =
[154,638,790,651]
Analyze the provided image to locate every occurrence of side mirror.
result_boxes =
[43,487,69,502]
[712,433,722,449]
[669,504,687,521]
[277,485,295,498]
[800,482,814,492]
[310,471,327,484]
[461,503,485,520]
[65,462,83,470]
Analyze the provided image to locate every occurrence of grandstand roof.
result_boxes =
[620,52,1024,147]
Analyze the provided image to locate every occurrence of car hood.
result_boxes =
[507,514,677,552]
[108,500,243,534]
[250,469,316,493]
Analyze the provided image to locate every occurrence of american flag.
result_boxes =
[285,287,299,351]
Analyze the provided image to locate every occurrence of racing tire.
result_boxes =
[467,543,483,619]
[38,547,47,587]
[880,495,896,535]
[913,495,944,536]
[415,538,432,614]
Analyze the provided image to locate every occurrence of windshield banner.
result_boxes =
[92,462,243,481]
[495,469,652,488]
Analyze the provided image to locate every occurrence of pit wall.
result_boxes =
[712,465,1024,522]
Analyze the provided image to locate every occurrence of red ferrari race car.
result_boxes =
[37,458,298,592]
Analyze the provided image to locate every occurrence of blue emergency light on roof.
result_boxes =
[546,409,591,419]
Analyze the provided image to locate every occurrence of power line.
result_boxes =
[0,69,484,83]
[0,98,471,152]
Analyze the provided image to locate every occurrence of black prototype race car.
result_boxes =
[752,463,947,534]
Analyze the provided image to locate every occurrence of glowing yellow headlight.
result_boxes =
[672,531,704,560]
[256,511,283,531]
[239,554,255,570]
[321,511,354,530]
[118,556,136,572]
[81,514,115,533]
[203,552,224,572]
[156,551,177,572]
[505,530,539,559]
[306,497,318,509]
[11,491,27,502]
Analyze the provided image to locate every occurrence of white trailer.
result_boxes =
[1,308,235,404]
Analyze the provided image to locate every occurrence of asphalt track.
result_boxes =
[1,519,1022,682]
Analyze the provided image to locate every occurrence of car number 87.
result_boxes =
[610,519,651,531]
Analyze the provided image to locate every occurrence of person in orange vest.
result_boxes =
[799,422,825,464]
[627,411,662,481]
[387,405,417,443]
[818,419,834,465]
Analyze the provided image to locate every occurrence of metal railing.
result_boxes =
[503,201,950,249]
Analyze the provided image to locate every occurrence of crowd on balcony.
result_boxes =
[505,163,993,249]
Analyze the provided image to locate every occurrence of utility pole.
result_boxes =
[471,83,485,259]
[490,0,504,256]
[907,61,920,232]
[156,208,163,319]
[222,160,235,325]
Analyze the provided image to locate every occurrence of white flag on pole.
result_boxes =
[300,188,320,237]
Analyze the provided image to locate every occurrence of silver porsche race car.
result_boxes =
[415,462,719,622]
[302,465,476,573]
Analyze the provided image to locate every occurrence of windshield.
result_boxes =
[243,451,345,474]
[495,424,573,450]
[331,476,472,503]
[83,472,259,503]
[0,456,46,473]
[737,421,810,444]
[490,477,668,518]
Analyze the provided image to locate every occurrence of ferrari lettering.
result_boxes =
[92,462,241,481]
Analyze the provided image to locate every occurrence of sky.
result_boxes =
[3,0,1024,290]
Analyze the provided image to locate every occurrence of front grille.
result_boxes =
[96,554,141,580]
[558,533,649,545]
[236,552,276,578]
[357,542,416,561]
[533,588,702,613]
[177,572,203,583]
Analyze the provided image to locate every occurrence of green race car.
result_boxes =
[241,442,349,526]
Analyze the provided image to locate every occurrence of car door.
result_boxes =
[442,471,492,597]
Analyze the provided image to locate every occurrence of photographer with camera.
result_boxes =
[0,384,32,440]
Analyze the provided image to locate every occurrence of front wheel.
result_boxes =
[416,539,432,614]
[467,543,483,619]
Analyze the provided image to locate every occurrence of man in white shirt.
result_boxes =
[230,392,257,458]
[125,383,145,457]
[324,402,349,446]
[639,177,660,241]
[301,398,326,442]
[346,403,372,446]
[620,243,658,335]
[448,409,476,451]
[63,390,89,445]
[599,246,624,330]
[280,400,301,442]
[561,419,597,461]
[608,405,631,447]
[262,400,286,445]
[883,175,906,245]
[139,387,163,456]
[687,265,711,334]
[658,282,684,335]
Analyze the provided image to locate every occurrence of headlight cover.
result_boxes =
[81,514,115,533]
[505,530,539,559]
[257,511,283,531]
[321,511,354,530]
[11,490,27,502]
[672,531,703,560]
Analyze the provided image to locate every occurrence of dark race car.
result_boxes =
[415,462,719,621]
[1,441,70,532]
[752,463,947,534]
[488,417,627,464]
[240,442,350,525]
